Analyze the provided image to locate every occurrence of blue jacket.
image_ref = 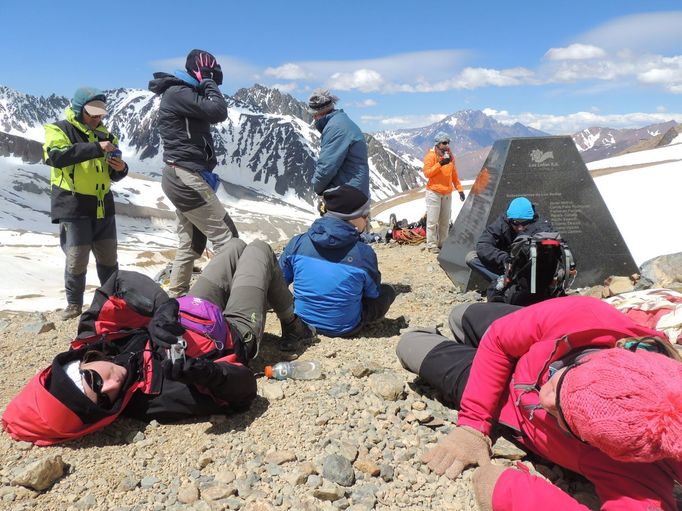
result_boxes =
[312,109,370,197]
[279,216,381,336]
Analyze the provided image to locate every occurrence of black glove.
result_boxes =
[191,51,220,83]
[459,191,466,202]
[163,357,215,385]
[439,157,451,166]
[198,66,215,82]
[211,64,223,86]
[148,299,185,347]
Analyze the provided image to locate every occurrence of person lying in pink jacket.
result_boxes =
[396,296,682,510]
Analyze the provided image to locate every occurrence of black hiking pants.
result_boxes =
[396,302,520,408]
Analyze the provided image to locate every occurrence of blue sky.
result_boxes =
[2,1,681,134]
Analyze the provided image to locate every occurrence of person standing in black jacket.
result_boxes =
[149,49,239,297]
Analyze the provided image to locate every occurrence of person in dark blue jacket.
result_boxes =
[308,89,370,198]
[279,185,395,338]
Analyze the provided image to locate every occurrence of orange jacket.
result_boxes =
[423,147,462,195]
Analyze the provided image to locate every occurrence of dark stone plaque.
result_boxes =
[438,136,638,290]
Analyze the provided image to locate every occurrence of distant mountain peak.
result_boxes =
[374,109,548,178]
[232,83,311,122]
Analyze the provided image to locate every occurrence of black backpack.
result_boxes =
[491,232,577,306]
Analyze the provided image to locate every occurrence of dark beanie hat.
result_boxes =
[185,49,217,73]
[323,185,370,221]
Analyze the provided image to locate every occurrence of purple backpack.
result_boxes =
[176,295,230,349]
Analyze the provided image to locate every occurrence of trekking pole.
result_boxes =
[530,242,538,294]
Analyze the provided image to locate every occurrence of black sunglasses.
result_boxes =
[510,219,532,227]
[80,368,112,408]
[439,141,450,145]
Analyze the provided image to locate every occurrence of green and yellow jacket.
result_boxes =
[43,107,128,222]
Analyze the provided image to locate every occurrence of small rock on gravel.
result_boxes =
[11,455,66,491]
[322,455,355,487]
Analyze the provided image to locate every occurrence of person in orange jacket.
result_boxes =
[423,132,465,253]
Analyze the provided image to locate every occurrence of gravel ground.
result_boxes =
[0,243,609,510]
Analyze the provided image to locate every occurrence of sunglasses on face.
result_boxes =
[510,219,532,227]
[80,367,112,408]
[440,141,450,145]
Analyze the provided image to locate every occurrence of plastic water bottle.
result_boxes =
[264,360,322,380]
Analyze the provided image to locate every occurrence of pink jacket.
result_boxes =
[457,296,681,511]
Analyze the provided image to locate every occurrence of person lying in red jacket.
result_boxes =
[397,296,682,511]
[2,239,313,446]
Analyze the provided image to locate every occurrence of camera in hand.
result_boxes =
[108,148,122,160]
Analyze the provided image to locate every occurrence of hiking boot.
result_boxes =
[61,303,82,321]
[280,316,316,352]
[428,246,440,254]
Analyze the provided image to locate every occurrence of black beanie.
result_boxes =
[323,185,370,221]
[185,49,217,73]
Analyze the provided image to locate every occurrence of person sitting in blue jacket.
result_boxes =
[308,89,370,199]
[279,185,395,341]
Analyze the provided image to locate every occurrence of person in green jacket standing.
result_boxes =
[43,87,129,320]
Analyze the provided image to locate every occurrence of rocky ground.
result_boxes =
[0,243,679,511]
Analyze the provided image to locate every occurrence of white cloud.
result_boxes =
[576,11,682,53]
[537,53,682,94]
[456,67,534,88]
[636,56,682,93]
[349,99,377,108]
[264,63,309,80]
[483,108,682,134]
[328,69,385,92]
[545,44,606,61]
[259,50,470,93]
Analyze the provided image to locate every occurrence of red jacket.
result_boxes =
[457,296,681,511]
[2,271,255,446]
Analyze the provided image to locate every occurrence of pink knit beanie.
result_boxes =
[559,348,682,462]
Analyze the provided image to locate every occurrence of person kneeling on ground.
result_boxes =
[466,196,554,301]
[396,296,682,510]
[2,239,314,445]
[279,185,396,338]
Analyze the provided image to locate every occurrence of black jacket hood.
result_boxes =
[148,72,187,95]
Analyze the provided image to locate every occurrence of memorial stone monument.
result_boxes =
[438,136,638,291]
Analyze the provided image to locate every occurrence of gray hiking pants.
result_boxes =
[163,165,239,297]
[425,189,452,249]
[59,216,118,306]
[189,239,294,358]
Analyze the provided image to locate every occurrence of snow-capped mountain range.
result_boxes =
[0,84,422,204]
[374,110,548,179]
[0,83,427,250]
[572,121,680,162]
[374,109,680,179]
